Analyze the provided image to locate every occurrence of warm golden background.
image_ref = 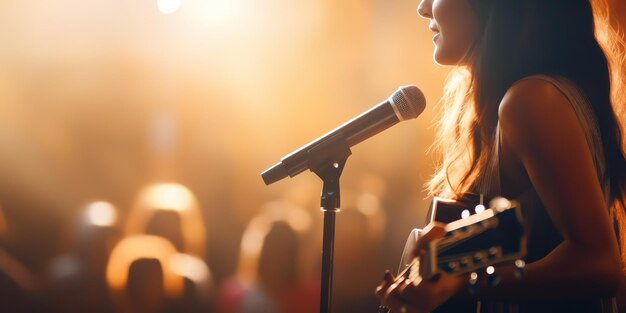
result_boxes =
[0,1,624,312]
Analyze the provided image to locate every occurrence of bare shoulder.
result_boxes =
[498,77,574,126]
[497,77,586,159]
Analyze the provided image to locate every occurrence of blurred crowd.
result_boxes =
[0,181,389,313]
[0,2,622,313]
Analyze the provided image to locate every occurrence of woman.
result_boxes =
[376,0,626,312]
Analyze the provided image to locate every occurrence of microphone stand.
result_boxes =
[308,133,352,313]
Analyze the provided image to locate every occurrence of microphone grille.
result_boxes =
[390,85,426,120]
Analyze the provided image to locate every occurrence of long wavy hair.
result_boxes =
[427,0,626,249]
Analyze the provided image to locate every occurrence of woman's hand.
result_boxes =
[375,270,465,313]
[375,224,466,313]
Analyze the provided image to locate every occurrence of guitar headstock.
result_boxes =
[422,197,527,279]
[379,197,527,313]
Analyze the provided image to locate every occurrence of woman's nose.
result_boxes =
[417,0,432,18]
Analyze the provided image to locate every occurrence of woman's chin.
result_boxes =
[433,50,463,66]
[433,53,454,66]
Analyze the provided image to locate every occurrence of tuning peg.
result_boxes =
[488,246,502,258]
[468,272,478,295]
[473,251,487,264]
[486,266,501,286]
[514,259,526,279]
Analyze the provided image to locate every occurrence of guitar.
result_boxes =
[378,195,527,313]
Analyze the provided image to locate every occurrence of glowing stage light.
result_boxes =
[85,201,117,226]
[158,0,181,14]
[144,183,194,212]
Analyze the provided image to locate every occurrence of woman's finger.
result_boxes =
[382,277,419,313]
[375,270,396,299]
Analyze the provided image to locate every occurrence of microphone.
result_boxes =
[261,85,426,185]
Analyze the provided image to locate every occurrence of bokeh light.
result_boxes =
[144,183,194,212]
[85,201,117,227]
[157,0,180,14]
[169,252,211,283]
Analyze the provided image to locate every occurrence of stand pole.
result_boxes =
[320,210,337,313]
[314,157,348,313]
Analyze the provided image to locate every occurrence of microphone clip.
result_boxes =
[308,132,352,211]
